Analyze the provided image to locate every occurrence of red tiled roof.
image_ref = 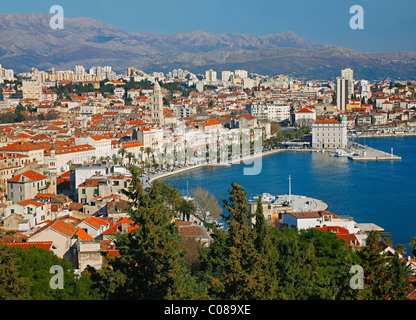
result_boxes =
[2,241,53,250]
[80,216,110,229]
[16,199,44,207]
[102,217,138,235]
[314,119,340,124]
[289,211,341,219]
[74,227,95,241]
[7,170,47,183]
[0,141,43,152]
[30,219,77,239]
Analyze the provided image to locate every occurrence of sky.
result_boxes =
[1,0,416,52]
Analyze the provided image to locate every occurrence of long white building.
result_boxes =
[246,102,290,122]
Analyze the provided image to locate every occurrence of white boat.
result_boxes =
[334,148,351,157]
[253,193,276,203]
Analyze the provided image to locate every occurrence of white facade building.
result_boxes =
[312,116,348,149]
[246,102,290,122]
[22,79,43,101]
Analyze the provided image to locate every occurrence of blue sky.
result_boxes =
[2,0,416,52]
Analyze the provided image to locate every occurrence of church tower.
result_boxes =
[151,81,165,126]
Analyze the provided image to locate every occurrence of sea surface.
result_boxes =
[162,136,416,251]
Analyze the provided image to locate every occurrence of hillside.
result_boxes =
[1,13,416,80]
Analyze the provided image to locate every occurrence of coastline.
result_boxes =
[148,148,312,184]
[149,133,414,184]
[349,132,416,138]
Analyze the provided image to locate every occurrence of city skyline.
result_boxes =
[1,0,416,52]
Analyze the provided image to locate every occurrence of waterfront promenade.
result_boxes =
[146,148,312,187]
[144,139,401,189]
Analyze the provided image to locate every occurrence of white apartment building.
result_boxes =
[75,136,113,160]
[341,68,354,97]
[312,116,348,149]
[221,70,233,82]
[0,65,14,82]
[283,210,364,241]
[137,128,164,154]
[234,69,248,79]
[294,107,316,127]
[4,200,51,228]
[205,69,217,83]
[246,102,290,122]
[22,79,43,101]
[170,104,196,118]
[46,145,96,173]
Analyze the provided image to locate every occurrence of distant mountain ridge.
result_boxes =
[1,12,416,80]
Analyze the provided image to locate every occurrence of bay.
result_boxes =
[162,136,416,251]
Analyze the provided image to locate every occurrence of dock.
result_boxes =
[347,142,401,161]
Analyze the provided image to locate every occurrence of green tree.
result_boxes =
[253,196,267,252]
[298,228,360,299]
[408,237,416,258]
[152,180,181,212]
[1,245,98,300]
[388,252,414,300]
[356,231,393,300]
[272,228,329,300]
[118,147,126,164]
[88,166,186,300]
[175,197,197,221]
[0,245,31,300]
[197,224,229,299]
[219,182,270,300]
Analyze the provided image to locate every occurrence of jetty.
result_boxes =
[347,141,401,161]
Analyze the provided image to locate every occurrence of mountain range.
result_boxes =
[1,12,416,80]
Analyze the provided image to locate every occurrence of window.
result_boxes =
[82,189,86,194]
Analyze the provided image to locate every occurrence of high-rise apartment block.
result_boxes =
[336,77,349,111]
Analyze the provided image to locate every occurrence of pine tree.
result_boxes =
[388,252,414,300]
[253,195,267,252]
[90,166,186,299]
[219,182,270,300]
[356,231,393,300]
[0,245,31,300]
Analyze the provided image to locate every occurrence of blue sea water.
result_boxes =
[162,136,416,251]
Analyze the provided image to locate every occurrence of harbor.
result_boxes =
[347,141,402,161]
[326,141,402,161]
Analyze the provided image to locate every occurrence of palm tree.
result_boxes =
[408,237,416,258]
[140,146,145,164]
[126,152,134,165]
[118,147,126,164]
[175,198,196,221]
[145,147,152,162]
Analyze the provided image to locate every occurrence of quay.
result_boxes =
[347,141,401,161]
